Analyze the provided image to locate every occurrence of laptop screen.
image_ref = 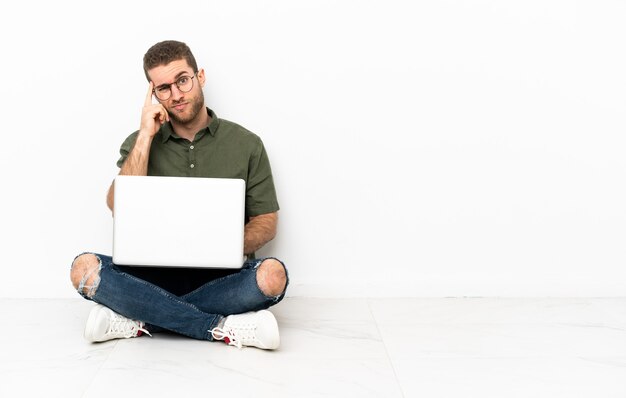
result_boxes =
[113,176,245,269]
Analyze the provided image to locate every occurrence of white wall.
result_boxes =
[1,0,624,298]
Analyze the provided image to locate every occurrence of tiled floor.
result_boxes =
[1,297,625,397]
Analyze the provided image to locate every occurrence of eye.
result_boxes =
[156,86,170,93]
[177,76,190,85]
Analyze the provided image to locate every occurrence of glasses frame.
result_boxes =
[152,73,197,101]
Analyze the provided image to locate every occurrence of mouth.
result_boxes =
[172,102,188,111]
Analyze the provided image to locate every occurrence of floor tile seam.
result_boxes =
[366,297,407,398]
[364,297,626,301]
[386,354,626,361]
[385,351,626,359]
[373,321,626,327]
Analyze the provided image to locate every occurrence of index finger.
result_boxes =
[145,82,155,106]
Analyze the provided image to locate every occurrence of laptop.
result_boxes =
[113,175,245,268]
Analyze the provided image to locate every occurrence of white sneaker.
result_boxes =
[84,304,151,343]
[210,310,280,350]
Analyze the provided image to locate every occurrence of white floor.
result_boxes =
[1,297,625,397]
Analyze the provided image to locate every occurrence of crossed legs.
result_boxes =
[70,253,288,341]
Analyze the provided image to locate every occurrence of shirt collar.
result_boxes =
[160,107,219,143]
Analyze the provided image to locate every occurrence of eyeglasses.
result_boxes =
[153,73,197,100]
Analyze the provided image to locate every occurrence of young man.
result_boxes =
[70,40,287,350]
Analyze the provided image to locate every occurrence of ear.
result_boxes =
[197,68,206,87]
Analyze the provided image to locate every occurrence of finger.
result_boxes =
[145,82,155,106]
[159,104,169,123]
[156,104,169,124]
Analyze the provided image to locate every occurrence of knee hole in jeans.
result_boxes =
[256,258,287,298]
[70,253,102,298]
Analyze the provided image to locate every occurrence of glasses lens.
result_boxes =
[177,75,194,93]
[154,86,171,100]
[153,75,194,100]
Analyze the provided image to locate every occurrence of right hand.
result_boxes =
[139,82,169,138]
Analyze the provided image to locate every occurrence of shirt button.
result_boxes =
[190,164,195,168]
[190,145,194,150]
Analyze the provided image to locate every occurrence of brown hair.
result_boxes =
[143,40,198,81]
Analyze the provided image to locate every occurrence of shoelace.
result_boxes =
[211,324,257,349]
[106,312,152,339]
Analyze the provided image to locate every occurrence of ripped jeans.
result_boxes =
[71,253,288,341]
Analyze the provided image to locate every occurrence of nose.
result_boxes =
[170,83,185,101]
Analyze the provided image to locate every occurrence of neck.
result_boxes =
[171,107,211,141]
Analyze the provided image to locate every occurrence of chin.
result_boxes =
[171,115,192,124]
[170,109,195,124]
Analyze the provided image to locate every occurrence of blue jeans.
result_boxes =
[72,253,288,341]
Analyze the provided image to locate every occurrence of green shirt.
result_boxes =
[116,108,280,218]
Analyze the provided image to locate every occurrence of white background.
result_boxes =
[0,0,624,298]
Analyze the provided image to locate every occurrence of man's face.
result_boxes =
[148,59,205,125]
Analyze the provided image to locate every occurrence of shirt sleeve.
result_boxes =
[116,132,139,169]
[246,138,280,217]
